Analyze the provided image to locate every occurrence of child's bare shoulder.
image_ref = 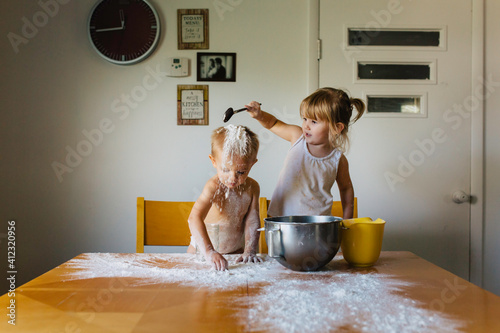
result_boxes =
[245,177,260,195]
[206,175,220,186]
[201,175,221,195]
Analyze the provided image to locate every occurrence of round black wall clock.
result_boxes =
[88,0,161,65]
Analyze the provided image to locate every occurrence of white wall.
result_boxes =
[0,0,310,292]
[484,0,500,296]
[1,0,499,297]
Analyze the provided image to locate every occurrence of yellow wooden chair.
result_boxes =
[257,197,358,254]
[136,197,194,253]
[138,197,273,254]
[258,198,269,254]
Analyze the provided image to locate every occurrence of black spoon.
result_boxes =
[223,103,261,123]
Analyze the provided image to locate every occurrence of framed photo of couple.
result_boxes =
[197,52,236,82]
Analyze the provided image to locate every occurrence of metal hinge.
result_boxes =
[317,39,322,60]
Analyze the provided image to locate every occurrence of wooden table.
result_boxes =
[1,252,499,332]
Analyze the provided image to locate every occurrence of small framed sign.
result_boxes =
[177,9,209,50]
[177,85,209,125]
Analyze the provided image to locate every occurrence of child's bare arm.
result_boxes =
[188,178,228,270]
[336,155,355,219]
[237,180,263,263]
[245,101,302,144]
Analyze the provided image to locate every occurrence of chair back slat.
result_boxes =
[137,198,194,252]
[144,200,194,246]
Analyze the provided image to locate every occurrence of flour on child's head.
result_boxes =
[222,125,248,160]
[212,125,259,164]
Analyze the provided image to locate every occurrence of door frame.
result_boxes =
[308,0,485,285]
[470,0,484,287]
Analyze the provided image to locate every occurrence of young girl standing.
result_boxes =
[246,87,365,219]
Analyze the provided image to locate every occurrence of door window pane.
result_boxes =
[367,96,421,113]
[348,29,440,46]
[358,63,431,80]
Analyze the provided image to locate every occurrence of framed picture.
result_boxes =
[177,9,209,50]
[197,52,236,82]
[177,85,209,125]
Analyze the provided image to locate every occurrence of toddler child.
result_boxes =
[246,87,365,219]
[187,125,262,271]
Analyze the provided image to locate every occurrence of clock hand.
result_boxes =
[95,9,125,32]
[120,9,125,29]
[95,26,124,32]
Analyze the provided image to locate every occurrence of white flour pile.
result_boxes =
[243,271,461,333]
[64,253,277,289]
[63,253,464,332]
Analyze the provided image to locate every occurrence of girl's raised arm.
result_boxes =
[246,101,302,144]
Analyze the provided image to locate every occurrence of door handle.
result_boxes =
[452,190,470,204]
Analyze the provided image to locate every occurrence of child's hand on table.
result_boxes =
[206,250,228,271]
[236,252,263,263]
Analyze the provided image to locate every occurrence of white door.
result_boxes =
[320,0,472,279]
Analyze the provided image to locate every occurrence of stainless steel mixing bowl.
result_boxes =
[264,215,342,271]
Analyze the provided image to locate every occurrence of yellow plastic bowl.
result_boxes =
[341,217,386,267]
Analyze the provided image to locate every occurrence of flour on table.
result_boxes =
[64,253,274,289]
[63,253,465,332]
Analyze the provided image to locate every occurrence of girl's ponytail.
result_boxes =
[350,98,366,123]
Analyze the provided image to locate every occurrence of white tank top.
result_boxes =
[268,135,342,216]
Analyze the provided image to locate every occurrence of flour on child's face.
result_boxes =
[216,159,253,190]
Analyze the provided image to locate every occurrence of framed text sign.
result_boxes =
[177,9,209,50]
[177,85,209,125]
